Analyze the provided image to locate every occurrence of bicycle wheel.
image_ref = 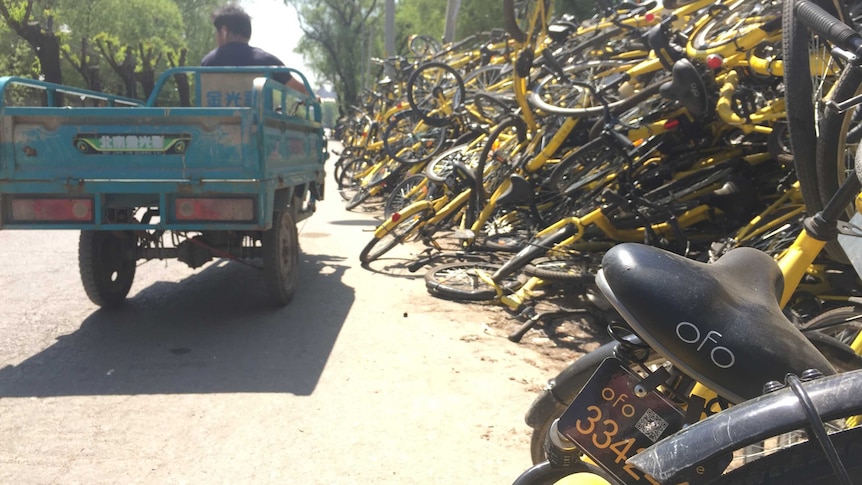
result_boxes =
[523,253,600,283]
[475,116,528,203]
[783,0,846,220]
[802,305,862,373]
[815,65,862,262]
[472,91,518,124]
[359,206,434,265]
[686,0,781,58]
[383,109,449,165]
[528,59,645,118]
[409,34,442,58]
[332,148,355,185]
[480,205,537,252]
[337,157,369,201]
[546,137,622,197]
[345,186,374,211]
[463,64,512,93]
[425,143,479,183]
[425,261,522,301]
[817,62,862,189]
[383,174,434,220]
[406,62,466,127]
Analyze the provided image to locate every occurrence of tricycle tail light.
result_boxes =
[11,198,93,222]
[175,198,255,221]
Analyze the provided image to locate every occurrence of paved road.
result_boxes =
[0,142,564,484]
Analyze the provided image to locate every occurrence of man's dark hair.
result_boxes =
[212,4,252,39]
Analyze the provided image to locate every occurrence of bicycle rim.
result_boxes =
[425,261,521,301]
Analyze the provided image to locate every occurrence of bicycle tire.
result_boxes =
[337,157,367,202]
[523,254,599,283]
[710,426,862,484]
[425,143,476,183]
[547,137,620,196]
[424,261,522,301]
[493,223,579,283]
[528,60,646,118]
[359,206,435,265]
[686,1,780,58]
[409,34,442,58]
[783,0,845,224]
[475,115,528,203]
[332,150,352,185]
[406,62,466,127]
[345,187,374,211]
[802,305,862,373]
[480,205,538,252]
[472,91,518,124]
[382,109,449,165]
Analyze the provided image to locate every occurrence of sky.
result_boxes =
[243,0,317,88]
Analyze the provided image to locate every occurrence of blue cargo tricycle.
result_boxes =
[0,66,327,307]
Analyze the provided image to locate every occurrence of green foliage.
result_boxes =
[286,0,383,110]
[0,0,215,97]
[394,0,444,43]
[0,0,598,101]
[172,0,221,66]
[0,22,38,78]
[56,0,184,46]
[556,0,598,20]
[454,0,507,41]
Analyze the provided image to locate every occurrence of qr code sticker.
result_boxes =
[636,408,669,443]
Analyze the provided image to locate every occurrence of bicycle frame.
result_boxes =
[493,203,718,310]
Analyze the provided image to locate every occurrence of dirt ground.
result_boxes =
[351,195,617,374]
[0,141,624,484]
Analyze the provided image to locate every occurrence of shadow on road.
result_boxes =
[0,252,353,398]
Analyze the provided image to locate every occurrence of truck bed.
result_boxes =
[0,68,326,231]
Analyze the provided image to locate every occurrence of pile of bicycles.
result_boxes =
[335,0,862,483]
[337,0,860,325]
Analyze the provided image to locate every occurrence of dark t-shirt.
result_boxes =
[201,42,293,85]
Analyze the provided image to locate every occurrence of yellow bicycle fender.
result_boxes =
[372,200,434,238]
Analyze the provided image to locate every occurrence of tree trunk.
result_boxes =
[168,49,190,107]
[18,24,62,85]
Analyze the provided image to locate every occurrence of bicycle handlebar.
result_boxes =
[796,0,862,57]
[628,368,862,483]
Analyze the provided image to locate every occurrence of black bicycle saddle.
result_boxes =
[659,58,711,118]
[597,242,835,403]
[449,160,478,188]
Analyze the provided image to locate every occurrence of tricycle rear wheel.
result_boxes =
[78,230,137,308]
[263,209,299,306]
